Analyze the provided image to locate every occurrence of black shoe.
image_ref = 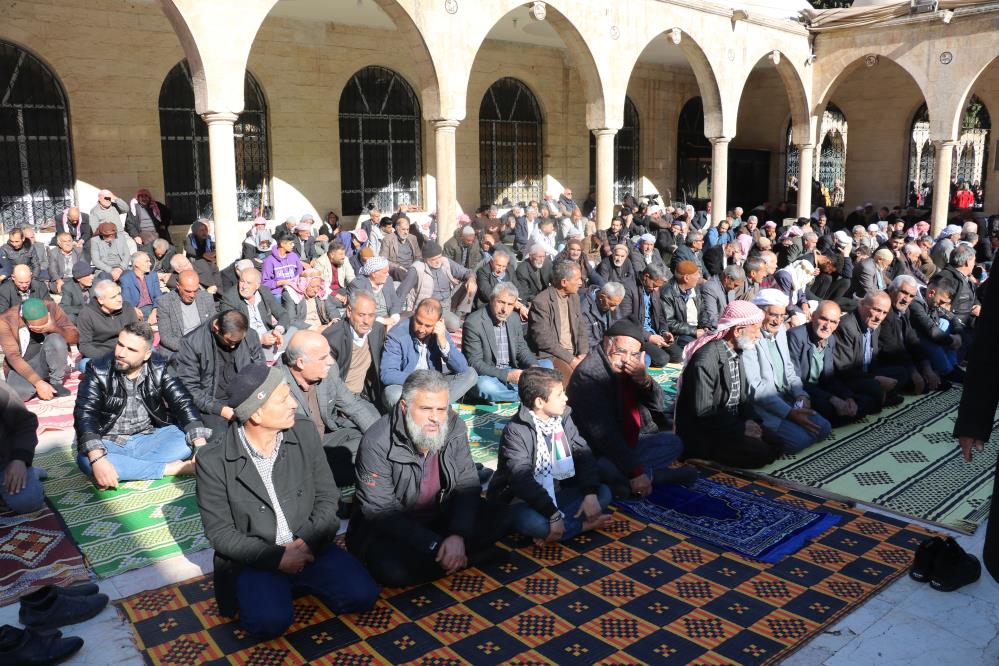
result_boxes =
[0,624,83,666]
[18,591,109,631]
[944,367,966,384]
[883,392,904,408]
[49,383,71,399]
[610,482,632,501]
[930,537,981,592]
[909,536,943,582]
[20,583,101,609]
[937,380,954,392]
[477,467,494,486]
[653,465,699,487]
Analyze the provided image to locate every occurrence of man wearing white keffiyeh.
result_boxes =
[488,367,612,544]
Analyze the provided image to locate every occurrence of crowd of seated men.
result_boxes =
[0,188,991,641]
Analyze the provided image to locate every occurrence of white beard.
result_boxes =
[405,409,448,454]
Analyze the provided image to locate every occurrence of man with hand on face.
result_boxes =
[170,309,264,434]
[569,320,694,499]
[74,322,206,489]
[348,370,510,587]
[380,298,477,407]
[197,364,378,639]
[675,301,783,469]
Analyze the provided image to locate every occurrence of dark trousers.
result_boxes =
[236,545,379,639]
[6,334,69,400]
[322,426,363,487]
[872,362,915,392]
[361,499,511,588]
[665,334,695,364]
[643,340,670,368]
[702,433,783,469]
[842,375,885,414]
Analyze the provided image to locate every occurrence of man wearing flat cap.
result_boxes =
[89,222,132,282]
[197,363,378,639]
[568,320,694,499]
[396,240,476,332]
[59,261,96,323]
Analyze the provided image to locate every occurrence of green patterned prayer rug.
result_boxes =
[34,445,209,578]
[457,364,682,468]
[755,387,996,534]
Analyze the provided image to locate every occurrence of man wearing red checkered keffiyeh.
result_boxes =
[674,300,784,469]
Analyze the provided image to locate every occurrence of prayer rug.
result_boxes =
[0,503,90,607]
[26,368,81,433]
[755,387,996,534]
[456,364,682,468]
[34,445,208,579]
[114,471,933,666]
[617,478,841,563]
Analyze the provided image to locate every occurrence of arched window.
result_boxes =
[676,97,711,203]
[159,61,271,225]
[906,103,934,202]
[479,78,543,206]
[589,96,640,204]
[785,103,847,204]
[0,41,74,230]
[339,66,422,215]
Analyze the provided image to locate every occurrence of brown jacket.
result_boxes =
[379,232,421,269]
[0,300,79,386]
[527,286,588,363]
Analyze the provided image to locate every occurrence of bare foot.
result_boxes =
[163,459,196,477]
[581,514,614,532]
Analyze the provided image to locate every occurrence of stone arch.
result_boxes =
[737,50,812,145]
[621,29,725,139]
[950,53,999,145]
[460,0,607,129]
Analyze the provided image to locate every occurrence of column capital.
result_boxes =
[591,128,619,137]
[202,111,239,125]
[708,136,732,146]
[932,139,960,148]
[432,119,461,131]
[795,143,816,151]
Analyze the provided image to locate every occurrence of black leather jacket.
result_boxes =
[73,356,204,454]
[660,280,702,337]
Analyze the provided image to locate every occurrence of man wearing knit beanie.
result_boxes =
[196,363,378,639]
[0,298,78,401]
[674,300,784,469]
[396,239,477,333]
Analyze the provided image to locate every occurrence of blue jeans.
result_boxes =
[76,426,191,482]
[474,359,554,403]
[765,413,832,454]
[0,464,45,514]
[236,545,379,639]
[919,339,958,376]
[510,484,612,540]
[596,431,684,486]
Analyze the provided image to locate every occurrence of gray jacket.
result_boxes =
[156,290,216,353]
[278,363,379,434]
[89,236,132,274]
[461,306,537,380]
[742,327,807,432]
[47,246,82,287]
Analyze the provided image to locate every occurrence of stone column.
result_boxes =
[433,119,460,243]
[593,128,617,231]
[796,143,815,220]
[203,111,240,270]
[931,140,958,235]
[709,137,731,224]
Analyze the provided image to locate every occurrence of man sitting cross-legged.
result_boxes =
[74,322,208,488]
[568,320,694,499]
[278,330,380,488]
[741,289,832,454]
[462,282,549,403]
[675,301,783,469]
[489,366,613,544]
[348,370,511,587]
[196,364,378,639]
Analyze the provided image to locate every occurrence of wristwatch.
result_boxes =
[549,510,564,523]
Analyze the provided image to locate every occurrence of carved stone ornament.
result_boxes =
[530,1,547,21]
[610,25,620,40]
[939,51,953,65]
[444,0,457,14]
[864,54,879,68]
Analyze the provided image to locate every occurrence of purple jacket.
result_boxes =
[261,247,302,297]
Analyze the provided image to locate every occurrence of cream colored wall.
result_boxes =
[826,60,925,211]
[969,61,999,213]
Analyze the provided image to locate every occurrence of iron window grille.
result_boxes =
[479,77,543,206]
[0,41,75,231]
[339,66,422,215]
[589,96,640,204]
[159,60,271,226]
[785,103,847,200]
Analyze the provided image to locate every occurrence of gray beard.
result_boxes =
[735,333,757,352]
[405,409,448,454]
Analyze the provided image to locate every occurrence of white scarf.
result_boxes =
[530,412,575,507]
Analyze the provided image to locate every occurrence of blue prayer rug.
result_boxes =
[617,478,841,563]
